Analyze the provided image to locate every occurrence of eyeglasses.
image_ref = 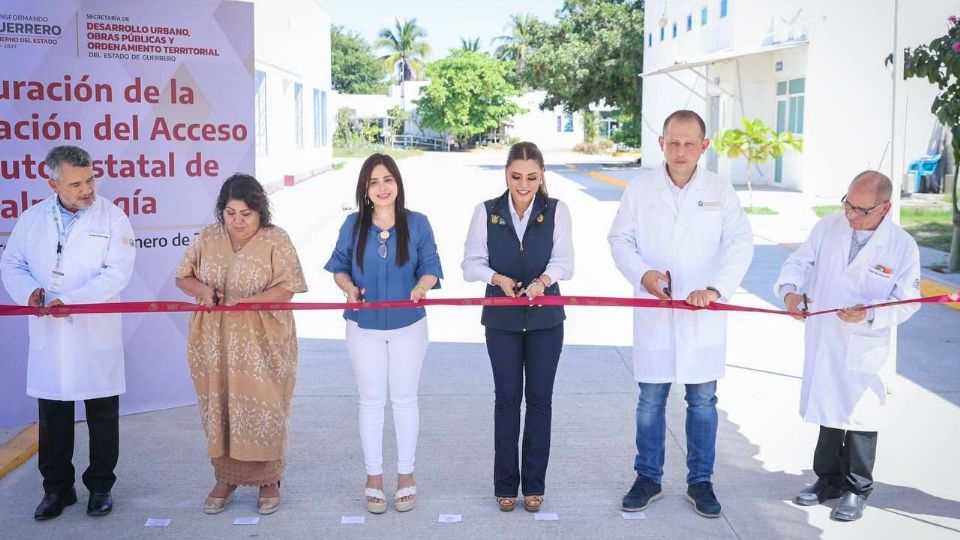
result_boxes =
[840,195,888,217]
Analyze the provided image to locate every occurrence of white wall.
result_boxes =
[507,91,584,150]
[253,0,333,189]
[641,0,949,195]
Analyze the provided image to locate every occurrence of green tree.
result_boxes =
[460,37,482,52]
[376,18,432,83]
[415,51,523,141]
[331,26,387,94]
[525,1,645,119]
[712,117,803,208]
[904,14,960,272]
[493,13,541,80]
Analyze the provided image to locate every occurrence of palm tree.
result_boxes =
[460,37,481,52]
[376,18,431,83]
[492,13,539,78]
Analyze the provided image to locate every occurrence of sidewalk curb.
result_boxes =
[0,424,38,480]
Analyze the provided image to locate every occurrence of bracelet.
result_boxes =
[705,286,721,298]
[531,277,546,290]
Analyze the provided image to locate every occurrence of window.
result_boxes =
[720,0,728,18]
[321,90,328,146]
[672,22,677,38]
[312,89,321,148]
[254,70,267,155]
[775,77,805,183]
[563,113,574,133]
[701,7,708,25]
[294,82,303,150]
[556,115,562,132]
[648,33,653,47]
[686,15,692,31]
[659,27,664,41]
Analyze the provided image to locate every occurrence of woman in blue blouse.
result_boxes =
[325,153,442,514]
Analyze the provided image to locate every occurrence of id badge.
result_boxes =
[48,270,65,293]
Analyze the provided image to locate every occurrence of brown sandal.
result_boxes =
[523,495,543,513]
[496,496,516,512]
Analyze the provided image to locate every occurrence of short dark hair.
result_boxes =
[505,141,548,196]
[662,110,706,139]
[215,173,272,227]
[45,145,92,181]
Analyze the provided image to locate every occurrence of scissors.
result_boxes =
[800,293,810,315]
[662,271,672,299]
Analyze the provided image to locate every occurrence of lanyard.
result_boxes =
[51,200,84,271]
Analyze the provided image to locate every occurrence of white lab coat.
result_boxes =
[608,163,754,384]
[1,195,136,401]
[774,213,921,431]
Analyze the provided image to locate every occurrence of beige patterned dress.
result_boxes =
[175,224,307,486]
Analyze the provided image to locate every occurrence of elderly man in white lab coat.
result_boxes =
[609,110,754,518]
[775,171,920,522]
[0,145,135,520]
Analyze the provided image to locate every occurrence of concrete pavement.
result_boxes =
[0,150,958,539]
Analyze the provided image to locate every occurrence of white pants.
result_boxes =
[346,318,428,475]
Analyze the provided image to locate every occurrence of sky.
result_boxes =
[314,0,562,61]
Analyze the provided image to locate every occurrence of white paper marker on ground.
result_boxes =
[233,517,260,525]
[144,518,171,527]
[438,514,462,523]
[621,511,647,520]
[534,512,559,521]
[341,515,366,524]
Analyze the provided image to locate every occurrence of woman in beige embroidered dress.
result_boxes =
[175,173,306,515]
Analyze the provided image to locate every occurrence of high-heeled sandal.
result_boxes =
[257,481,281,515]
[365,487,387,514]
[523,495,543,513]
[496,496,517,512]
[395,485,417,512]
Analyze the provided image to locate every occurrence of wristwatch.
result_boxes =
[705,286,722,299]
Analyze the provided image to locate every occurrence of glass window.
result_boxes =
[776,81,787,96]
[312,89,321,148]
[660,27,664,41]
[648,33,653,47]
[686,15,692,31]
[701,7,708,25]
[563,113,574,133]
[672,22,677,38]
[720,0,728,18]
[788,78,805,94]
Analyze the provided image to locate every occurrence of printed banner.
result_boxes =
[0,0,254,426]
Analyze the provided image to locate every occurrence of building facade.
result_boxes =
[641,0,954,196]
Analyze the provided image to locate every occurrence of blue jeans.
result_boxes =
[485,324,564,497]
[634,381,718,485]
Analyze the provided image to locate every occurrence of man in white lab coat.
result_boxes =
[775,171,921,521]
[0,145,135,520]
[609,110,754,518]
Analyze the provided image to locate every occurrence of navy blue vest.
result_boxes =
[480,191,565,331]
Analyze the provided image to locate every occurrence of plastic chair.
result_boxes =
[907,154,942,193]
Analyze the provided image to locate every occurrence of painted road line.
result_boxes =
[0,424,38,479]
[588,171,627,188]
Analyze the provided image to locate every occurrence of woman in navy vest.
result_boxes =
[325,154,443,514]
[462,141,574,513]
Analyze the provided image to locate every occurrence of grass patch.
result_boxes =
[901,207,955,252]
[331,161,346,171]
[333,146,424,159]
[744,206,778,215]
[812,205,955,251]
[813,205,841,217]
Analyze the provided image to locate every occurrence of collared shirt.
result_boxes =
[325,210,443,330]
[662,162,699,211]
[462,193,574,285]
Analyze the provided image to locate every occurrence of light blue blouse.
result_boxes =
[324,210,443,330]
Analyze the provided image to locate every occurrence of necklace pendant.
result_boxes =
[378,230,390,241]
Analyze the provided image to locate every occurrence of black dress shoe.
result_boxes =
[831,491,867,521]
[34,487,78,520]
[87,492,113,516]
[686,481,722,518]
[794,478,843,506]
[621,475,663,511]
